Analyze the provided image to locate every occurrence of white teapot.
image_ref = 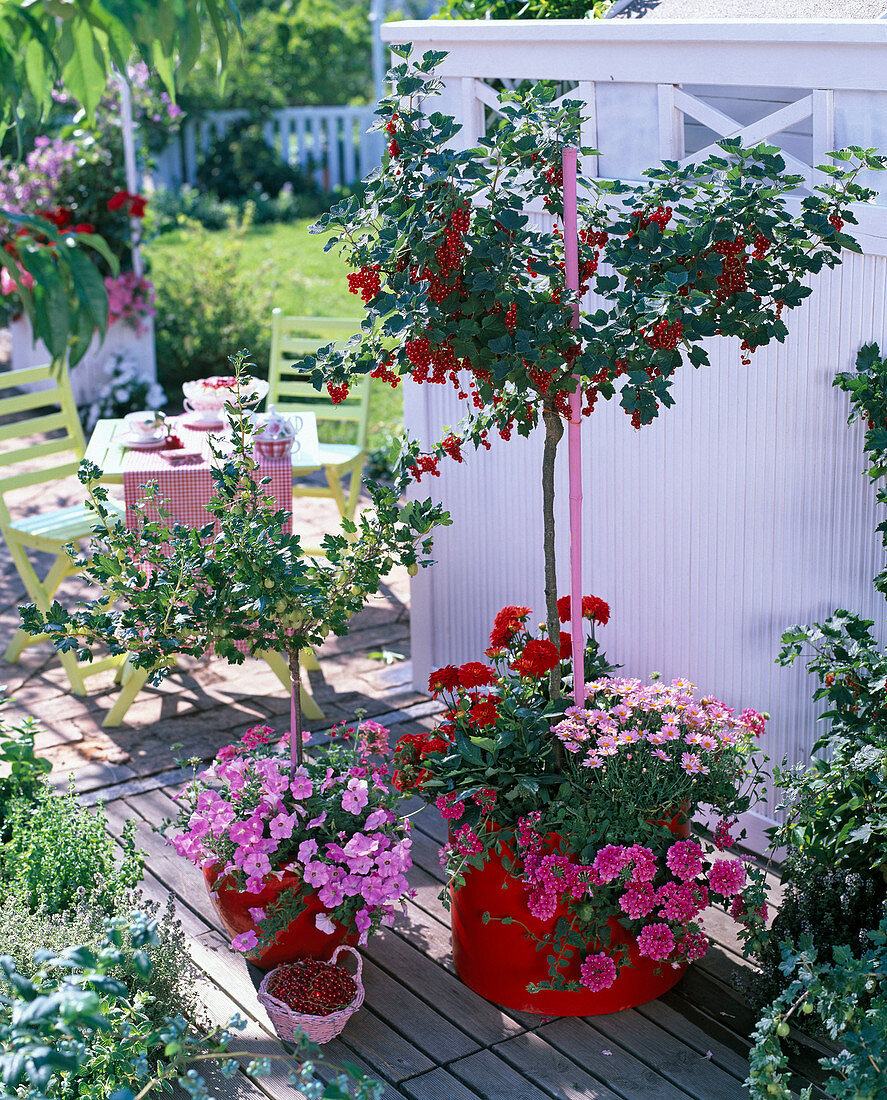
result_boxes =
[250,406,302,459]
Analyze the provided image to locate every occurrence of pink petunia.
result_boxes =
[231,930,258,953]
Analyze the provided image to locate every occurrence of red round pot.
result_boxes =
[204,864,355,971]
[451,822,689,1016]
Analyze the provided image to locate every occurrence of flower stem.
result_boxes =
[541,394,564,700]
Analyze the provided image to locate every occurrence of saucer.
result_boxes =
[181,412,226,430]
[119,432,168,450]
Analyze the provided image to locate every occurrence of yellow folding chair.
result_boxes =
[0,364,126,694]
[267,310,371,524]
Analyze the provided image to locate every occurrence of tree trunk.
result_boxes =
[541,395,564,699]
[289,648,303,770]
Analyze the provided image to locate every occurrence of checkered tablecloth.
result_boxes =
[122,420,293,535]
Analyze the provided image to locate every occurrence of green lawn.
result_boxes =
[146,218,403,451]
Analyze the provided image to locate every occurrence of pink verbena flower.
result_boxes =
[436,791,466,821]
[619,882,657,919]
[714,817,736,850]
[527,888,558,921]
[579,952,618,992]
[709,859,746,897]
[592,844,628,882]
[636,922,676,961]
[625,845,657,884]
[453,824,483,856]
[666,839,704,882]
[678,931,708,962]
[657,880,708,923]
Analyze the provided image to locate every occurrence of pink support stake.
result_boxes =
[562,146,585,710]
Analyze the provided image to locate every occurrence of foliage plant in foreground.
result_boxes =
[393,601,770,993]
[0,914,384,1100]
[20,352,450,766]
[310,49,885,703]
[169,719,413,959]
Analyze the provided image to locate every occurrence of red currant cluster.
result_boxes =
[163,434,184,451]
[632,205,672,232]
[441,433,464,462]
[713,234,748,300]
[370,356,400,388]
[829,212,844,231]
[752,233,771,260]
[545,164,564,188]
[266,959,358,1016]
[347,265,381,303]
[505,303,518,332]
[644,318,684,350]
[409,453,441,482]
[385,112,399,136]
[388,138,400,158]
[326,382,350,404]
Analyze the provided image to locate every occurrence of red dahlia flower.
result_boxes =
[511,638,561,678]
[469,697,499,728]
[556,594,610,625]
[458,661,497,689]
[559,631,572,660]
[428,665,461,696]
[488,604,531,648]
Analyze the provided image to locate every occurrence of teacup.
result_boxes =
[125,411,165,439]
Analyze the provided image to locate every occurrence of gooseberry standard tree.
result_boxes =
[310,48,886,705]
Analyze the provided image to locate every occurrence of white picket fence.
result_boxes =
[382,18,887,841]
[153,106,384,191]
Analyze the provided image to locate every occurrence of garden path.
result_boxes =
[0,425,826,1100]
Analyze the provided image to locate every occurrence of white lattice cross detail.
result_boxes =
[658,85,835,192]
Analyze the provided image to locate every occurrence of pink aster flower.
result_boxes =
[579,952,618,992]
[680,752,709,775]
[636,922,676,961]
[709,859,746,897]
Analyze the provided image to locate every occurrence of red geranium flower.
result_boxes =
[489,604,531,649]
[559,631,572,660]
[129,194,148,218]
[511,638,561,678]
[428,665,460,696]
[108,190,130,212]
[458,661,498,689]
[557,594,610,625]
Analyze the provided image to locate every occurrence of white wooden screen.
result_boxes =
[382,20,887,838]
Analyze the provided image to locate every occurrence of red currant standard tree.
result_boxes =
[310,49,884,695]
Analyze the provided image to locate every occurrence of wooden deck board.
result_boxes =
[492,1030,627,1100]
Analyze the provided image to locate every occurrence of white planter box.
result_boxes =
[9,314,157,407]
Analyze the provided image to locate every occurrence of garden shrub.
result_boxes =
[196,117,326,212]
[439,0,615,16]
[2,781,143,916]
[151,210,275,390]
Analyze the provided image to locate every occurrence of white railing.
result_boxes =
[382,20,887,835]
[152,105,384,191]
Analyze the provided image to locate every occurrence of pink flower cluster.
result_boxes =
[552,676,766,781]
[169,723,412,951]
[105,272,156,333]
[514,817,750,991]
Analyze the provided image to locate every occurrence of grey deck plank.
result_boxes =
[398,1067,482,1100]
[637,997,750,1080]
[540,1018,694,1100]
[366,925,527,1045]
[494,1030,626,1100]
[449,1049,555,1100]
[588,1009,747,1100]
[358,954,481,1063]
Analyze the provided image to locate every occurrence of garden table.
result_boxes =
[83,416,324,725]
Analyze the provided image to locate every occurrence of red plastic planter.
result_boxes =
[204,865,355,971]
[451,829,688,1016]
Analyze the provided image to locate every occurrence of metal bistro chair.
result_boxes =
[0,364,126,694]
[267,310,371,525]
